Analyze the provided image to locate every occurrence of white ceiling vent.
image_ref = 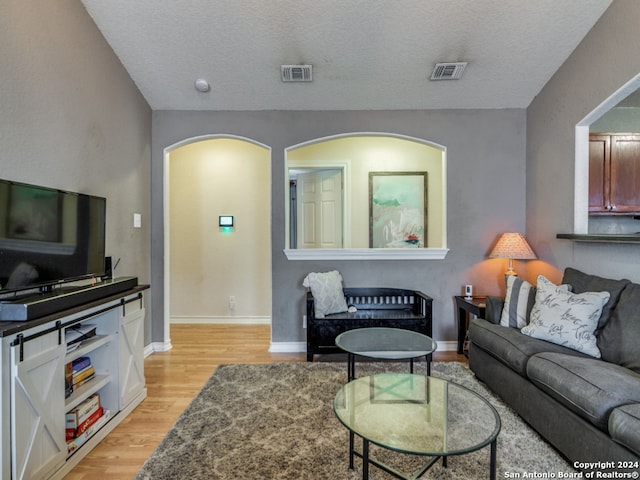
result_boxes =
[281,65,313,82]
[430,62,468,80]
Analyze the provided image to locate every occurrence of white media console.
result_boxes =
[0,281,148,479]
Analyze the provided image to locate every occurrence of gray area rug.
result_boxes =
[136,361,577,479]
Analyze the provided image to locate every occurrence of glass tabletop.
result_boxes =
[333,373,501,456]
[335,327,437,360]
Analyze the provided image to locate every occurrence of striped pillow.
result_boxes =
[500,275,537,328]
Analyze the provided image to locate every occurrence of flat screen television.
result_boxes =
[0,179,106,296]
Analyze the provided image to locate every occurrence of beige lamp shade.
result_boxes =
[489,232,537,275]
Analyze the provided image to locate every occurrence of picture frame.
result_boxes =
[369,171,428,248]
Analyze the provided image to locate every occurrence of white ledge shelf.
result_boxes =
[283,248,449,261]
[557,233,640,244]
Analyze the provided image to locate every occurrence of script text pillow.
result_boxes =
[302,270,348,318]
[500,276,537,329]
[521,275,610,358]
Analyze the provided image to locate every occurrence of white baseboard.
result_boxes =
[170,316,271,325]
[435,341,457,352]
[145,340,172,356]
[268,339,458,353]
[269,341,306,353]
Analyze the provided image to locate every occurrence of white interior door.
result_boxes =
[296,169,343,248]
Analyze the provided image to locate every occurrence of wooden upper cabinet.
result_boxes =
[589,133,640,214]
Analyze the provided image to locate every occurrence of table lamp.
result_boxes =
[488,232,537,276]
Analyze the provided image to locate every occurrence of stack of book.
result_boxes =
[66,393,104,442]
[66,407,111,454]
[72,356,95,387]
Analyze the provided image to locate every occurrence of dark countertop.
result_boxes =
[0,284,149,337]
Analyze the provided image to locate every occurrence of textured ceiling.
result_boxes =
[80,0,612,111]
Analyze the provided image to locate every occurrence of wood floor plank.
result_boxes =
[64,324,466,479]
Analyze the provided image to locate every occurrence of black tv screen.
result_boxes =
[0,179,106,294]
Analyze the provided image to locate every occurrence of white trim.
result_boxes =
[286,131,446,152]
[284,132,448,253]
[145,340,172,356]
[574,126,590,233]
[574,73,640,233]
[284,248,449,261]
[269,341,307,353]
[268,339,457,353]
[435,341,457,352]
[170,316,271,325]
[163,135,272,348]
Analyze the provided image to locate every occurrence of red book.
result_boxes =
[66,393,100,429]
[66,406,104,441]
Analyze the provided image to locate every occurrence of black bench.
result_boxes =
[306,287,433,362]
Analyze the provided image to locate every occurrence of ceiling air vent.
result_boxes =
[281,65,313,82]
[430,62,467,81]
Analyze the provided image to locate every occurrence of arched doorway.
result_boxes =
[163,135,271,347]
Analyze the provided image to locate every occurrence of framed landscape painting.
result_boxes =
[369,172,428,248]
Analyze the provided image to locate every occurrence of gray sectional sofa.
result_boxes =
[468,268,640,471]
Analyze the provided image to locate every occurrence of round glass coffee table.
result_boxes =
[334,373,501,480]
[335,327,437,380]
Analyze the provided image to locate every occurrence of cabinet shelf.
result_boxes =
[65,374,112,412]
[1,286,147,480]
[66,334,111,362]
[66,409,113,459]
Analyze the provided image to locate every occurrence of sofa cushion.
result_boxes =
[609,404,640,456]
[500,275,537,328]
[562,267,630,331]
[522,275,609,358]
[484,296,504,325]
[598,282,640,374]
[527,352,640,431]
[468,318,587,377]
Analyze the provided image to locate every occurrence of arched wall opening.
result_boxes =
[284,132,448,261]
[162,135,271,348]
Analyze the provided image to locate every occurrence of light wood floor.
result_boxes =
[64,324,466,480]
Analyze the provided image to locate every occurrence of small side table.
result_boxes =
[455,296,486,355]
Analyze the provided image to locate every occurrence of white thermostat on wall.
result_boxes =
[219,215,234,227]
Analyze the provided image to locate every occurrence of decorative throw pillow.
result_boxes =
[521,275,610,358]
[597,282,640,374]
[562,267,631,332]
[500,276,537,328]
[302,270,348,318]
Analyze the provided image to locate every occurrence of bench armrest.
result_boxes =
[306,291,316,322]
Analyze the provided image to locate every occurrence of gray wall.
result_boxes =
[152,109,526,346]
[10,0,639,351]
[527,0,640,284]
[1,2,152,337]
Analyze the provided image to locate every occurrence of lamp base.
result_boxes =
[505,258,518,276]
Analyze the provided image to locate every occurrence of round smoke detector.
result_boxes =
[194,78,210,92]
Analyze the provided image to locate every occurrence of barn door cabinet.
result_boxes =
[589,133,640,214]
[0,286,148,480]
